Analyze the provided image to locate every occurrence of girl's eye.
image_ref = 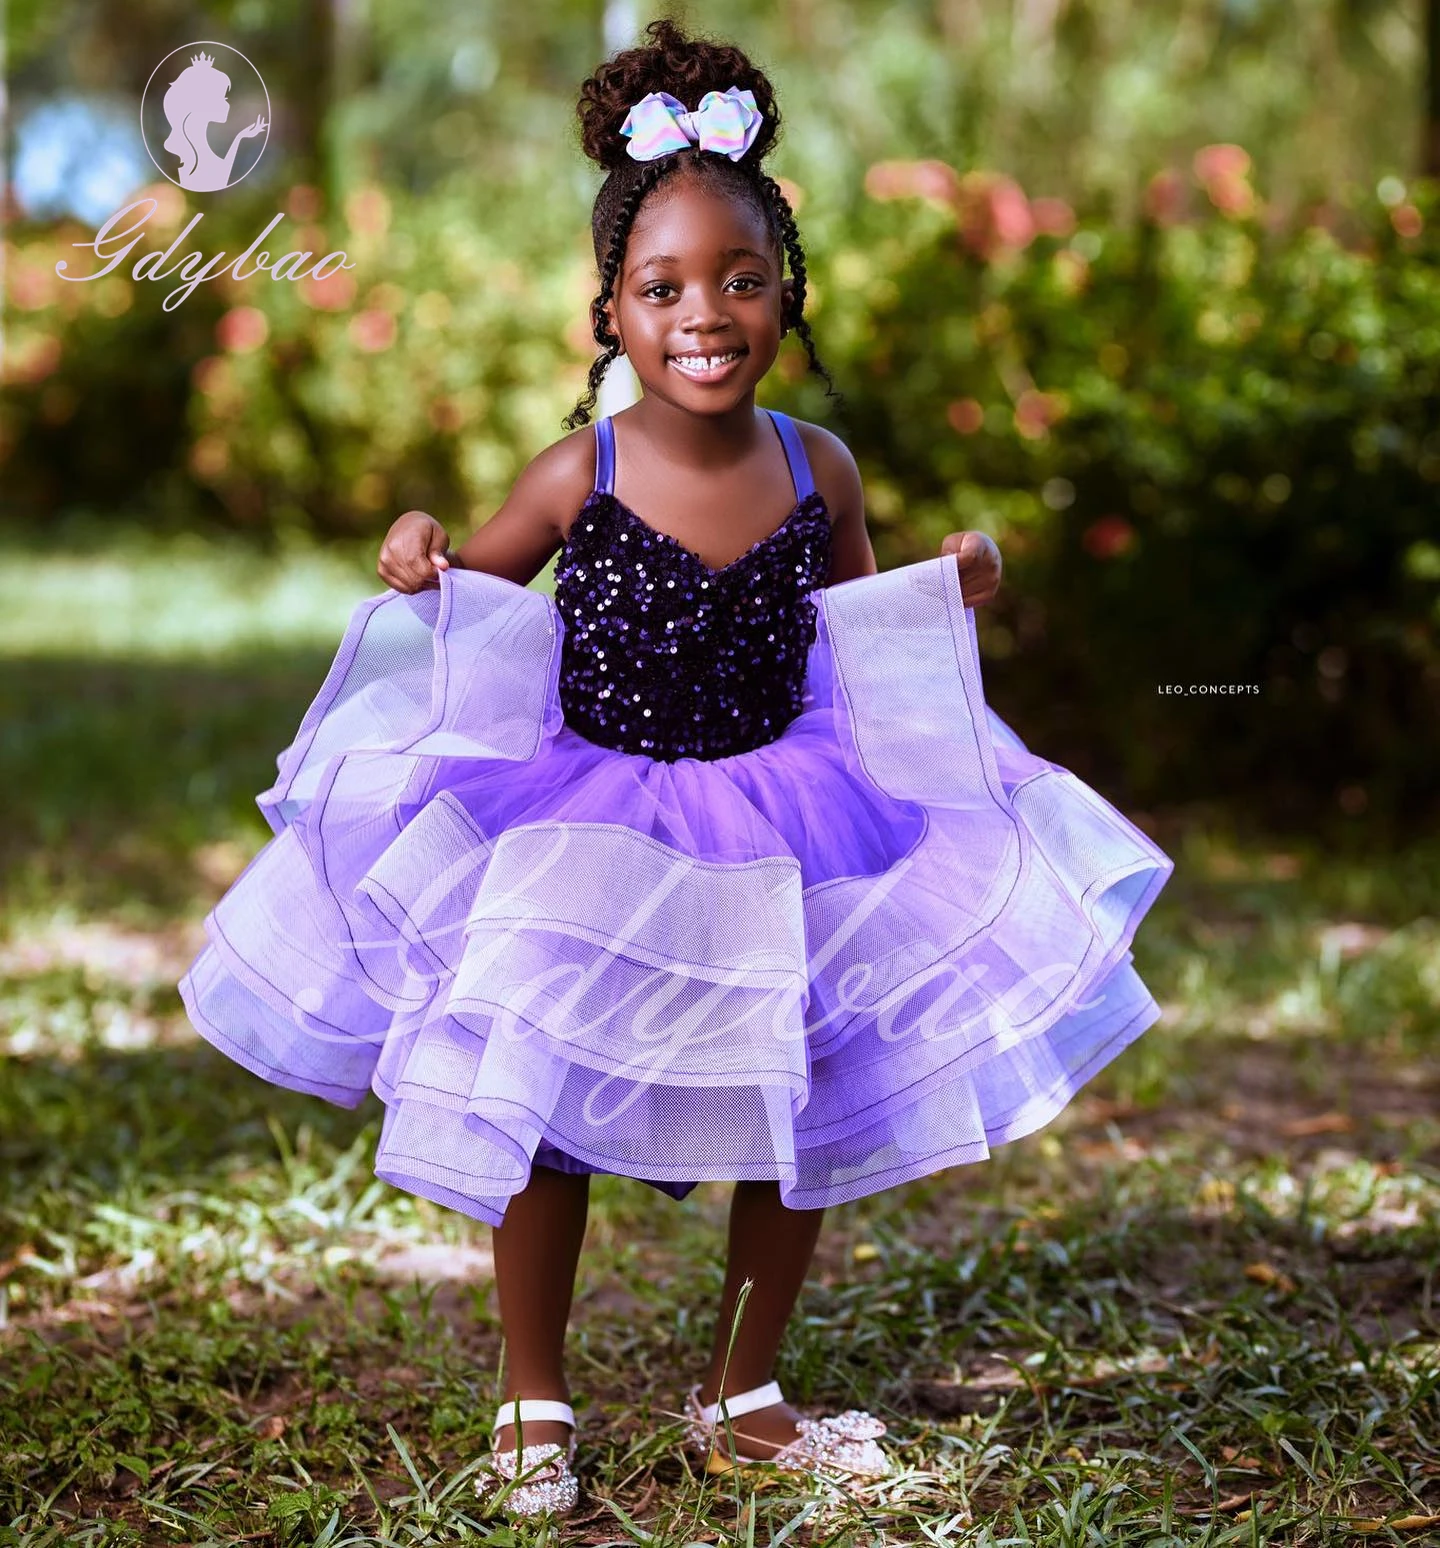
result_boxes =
[641,277,764,300]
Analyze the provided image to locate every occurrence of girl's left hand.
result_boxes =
[940,531,1002,608]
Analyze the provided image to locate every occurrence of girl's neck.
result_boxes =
[621,392,768,474]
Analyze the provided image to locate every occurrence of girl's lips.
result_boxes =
[668,348,748,384]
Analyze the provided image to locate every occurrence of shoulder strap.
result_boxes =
[765,409,816,502]
[593,416,615,497]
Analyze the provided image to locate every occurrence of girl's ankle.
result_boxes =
[493,1418,573,1448]
[491,1384,575,1450]
[696,1375,776,1407]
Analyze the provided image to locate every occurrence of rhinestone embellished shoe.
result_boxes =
[683,1379,892,1487]
[474,1397,580,1518]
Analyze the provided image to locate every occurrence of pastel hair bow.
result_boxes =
[619,86,763,163]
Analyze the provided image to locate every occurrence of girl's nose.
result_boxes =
[680,290,732,331]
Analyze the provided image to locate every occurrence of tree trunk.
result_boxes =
[293,0,336,201]
[1428,0,1440,175]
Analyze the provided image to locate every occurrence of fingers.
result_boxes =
[377,512,450,593]
[943,531,1002,608]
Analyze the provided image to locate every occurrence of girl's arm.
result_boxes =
[800,424,878,589]
[800,423,1001,605]
[379,428,594,593]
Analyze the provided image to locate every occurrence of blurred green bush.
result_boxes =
[0,177,587,538]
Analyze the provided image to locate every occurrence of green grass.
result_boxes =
[1,531,1437,1545]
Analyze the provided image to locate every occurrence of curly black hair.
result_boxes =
[564,16,842,430]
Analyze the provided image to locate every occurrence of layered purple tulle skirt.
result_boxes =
[178,557,1174,1226]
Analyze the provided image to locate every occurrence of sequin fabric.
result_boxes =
[553,412,833,762]
[474,1438,580,1517]
[682,1383,894,1485]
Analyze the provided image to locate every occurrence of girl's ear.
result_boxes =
[780,278,796,336]
[591,298,624,356]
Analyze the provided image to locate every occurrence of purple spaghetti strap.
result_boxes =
[765,409,816,502]
[593,417,615,497]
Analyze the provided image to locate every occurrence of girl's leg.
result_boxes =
[491,1163,591,1452]
[695,1179,826,1457]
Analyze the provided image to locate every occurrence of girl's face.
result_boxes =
[602,176,794,416]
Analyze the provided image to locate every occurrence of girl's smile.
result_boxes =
[667,345,749,382]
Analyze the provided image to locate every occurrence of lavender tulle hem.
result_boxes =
[178,557,1174,1226]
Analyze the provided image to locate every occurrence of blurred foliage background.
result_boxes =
[2,0,1439,844]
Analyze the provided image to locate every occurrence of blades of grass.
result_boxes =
[1172,1428,1218,1501]
[384,1423,429,1504]
[1274,1436,1320,1488]
[594,1494,658,1541]
[768,1501,823,1546]
[683,1275,754,1536]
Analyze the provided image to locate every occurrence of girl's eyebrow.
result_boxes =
[633,246,772,274]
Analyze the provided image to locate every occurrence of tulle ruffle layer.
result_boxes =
[179,558,1173,1225]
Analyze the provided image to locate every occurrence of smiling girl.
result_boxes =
[179,16,1174,1521]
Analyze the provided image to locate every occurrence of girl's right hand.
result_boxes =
[378,510,452,593]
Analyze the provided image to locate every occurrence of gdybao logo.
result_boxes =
[141,43,270,192]
[58,42,354,309]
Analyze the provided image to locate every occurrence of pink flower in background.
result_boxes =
[1083,516,1136,559]
[189,432,229,480]
[957,172,1035,259]
[1030,197,1076,237]
[191,355,233,396]
[1205,175,1255,218]
[287,183,324,221]
[345,186,392,237]
[911,160,961,203]
[1392,203,1423,239]
[216,305,268,352]
[8,261,57,310]
[301,269,357,311]
[1194,144,1255,218]
[863,158,960,205]
[349,309,397,352]
[1144,168,1187,226]
[1014,388,1064,440]
[947,398,985,435]
[1194,144,1250,183]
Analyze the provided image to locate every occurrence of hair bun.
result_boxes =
[577,17,780,171]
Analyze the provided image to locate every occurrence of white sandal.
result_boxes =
[474,1397,580,1518]
[682,1379,892,1486]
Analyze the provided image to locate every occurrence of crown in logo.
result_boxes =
[192,49,215,67]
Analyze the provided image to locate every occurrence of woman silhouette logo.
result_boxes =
[141,42,270,192]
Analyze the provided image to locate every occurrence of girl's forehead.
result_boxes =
[626,184,775,264]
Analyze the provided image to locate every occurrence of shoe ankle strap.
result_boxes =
[492,1397,576,1433]
[695,1378,785,1424]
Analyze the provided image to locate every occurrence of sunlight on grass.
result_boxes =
[0,532,379,660]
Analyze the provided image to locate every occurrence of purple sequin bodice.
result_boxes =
[553,411,833,762]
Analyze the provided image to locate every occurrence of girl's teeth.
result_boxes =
[673,352,740,374]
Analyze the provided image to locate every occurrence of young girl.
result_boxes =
[179,17,1174,1520]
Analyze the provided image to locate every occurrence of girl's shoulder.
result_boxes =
[533,419,603,490]
[786,416,855,472]
[519,422,605,544]
[786,416,863,521]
